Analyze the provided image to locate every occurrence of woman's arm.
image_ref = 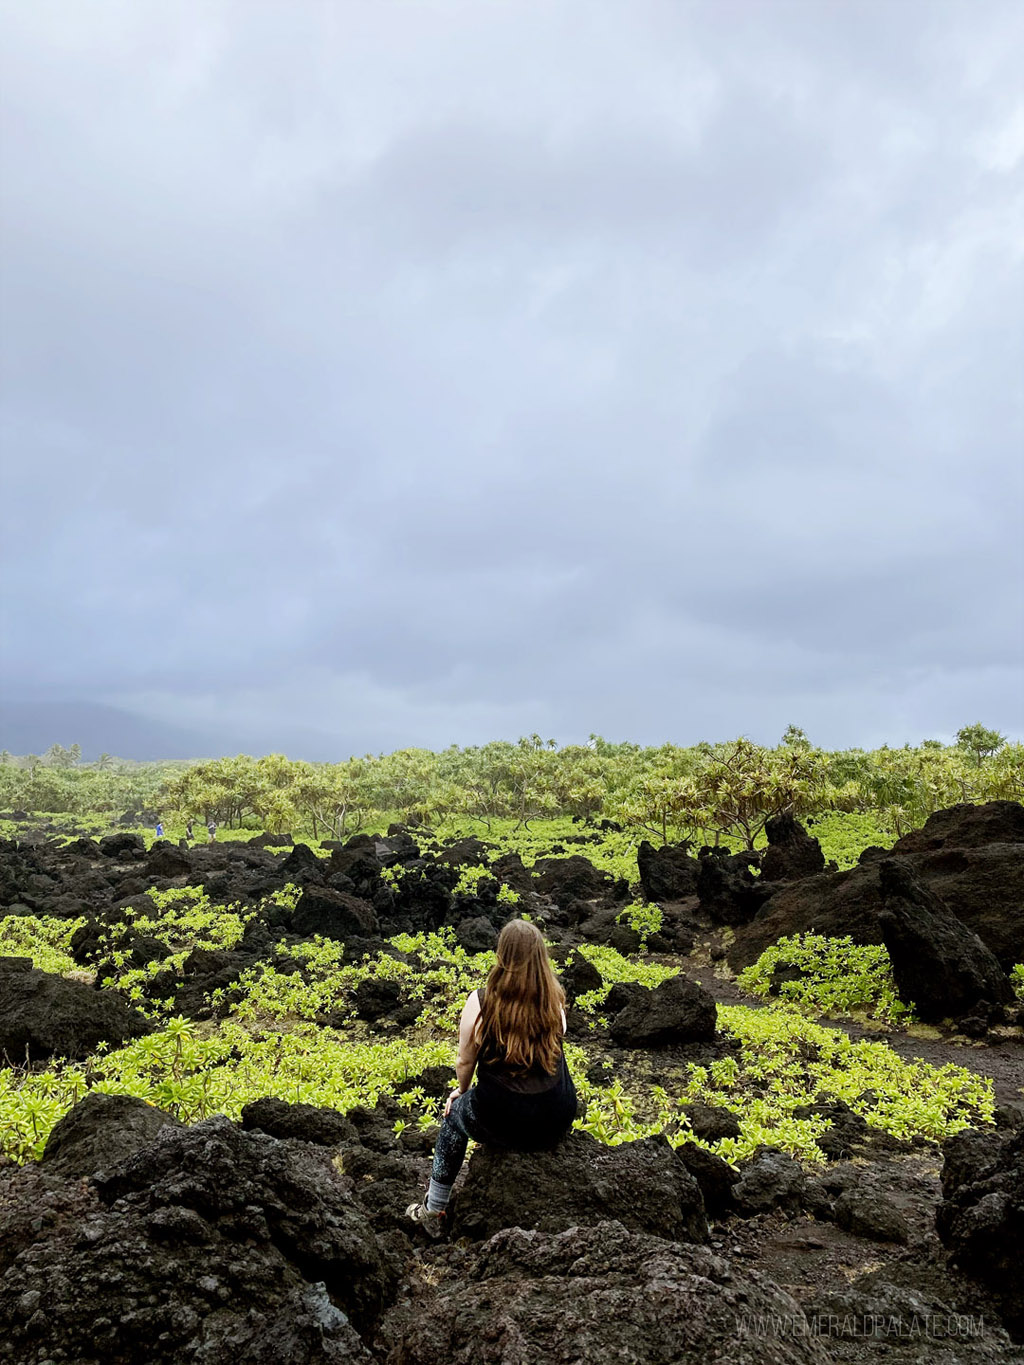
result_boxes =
[455,990,482,1093]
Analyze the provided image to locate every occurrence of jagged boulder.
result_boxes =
[353,976,403,1021]
[377,1221,831,1365]
[759,814,825,883]
[98,831,145,859]
[674,1142,741,1217]
[937,1127,1024,1339]
[636,840,698,901]
[451,1131,708,1244]
[791,1097,870,1161]
[696,849,774,925]
[531,855,615,908]
[291,885,379,939]
[682,1101,741,1142]
[559,947,603,1004]
[95,1117,393,1328]
[392,863,457,929]
[729,801,1024,972]
[833,1186,909,1243]
[454,915,498,953]
[0,958,152,1060]
[893,800,1024,852]
[434,837,490,868]
[0,1116,387,1362]
[490,852,533,895]
[609,973,717,1047]
[240,1097,358,1147]
[732,1146,807,1217]
[279,841,326,883]
[249,831,295,847]
[145,840,192,879]
[40,1093,181,1179]
[890,842,1024,971]
[64,836,101,860]
[877,860,1014,1021]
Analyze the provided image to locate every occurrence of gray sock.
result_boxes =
[426,1178,451,1212]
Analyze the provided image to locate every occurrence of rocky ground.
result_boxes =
[0,801,1022,1363]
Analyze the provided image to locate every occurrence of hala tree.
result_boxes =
[956,723,1006,767]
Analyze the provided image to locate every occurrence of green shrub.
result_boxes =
[736,933,913,1024]
[616,900,663,949]
[0,914,85,975]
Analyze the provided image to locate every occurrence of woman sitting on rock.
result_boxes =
[407,917,578,1237]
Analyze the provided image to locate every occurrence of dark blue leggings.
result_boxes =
[431,1090,480,1186]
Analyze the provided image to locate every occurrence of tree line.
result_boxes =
[0,725,1018,850]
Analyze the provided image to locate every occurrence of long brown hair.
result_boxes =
[476,919,565,1074]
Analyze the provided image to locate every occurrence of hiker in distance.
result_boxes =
[407,917,578,1237]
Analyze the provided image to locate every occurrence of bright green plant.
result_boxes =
[616,900,663,949]
[570,944,679,1016]
[737,933,914,1023]
[570,1001,991,1163]
[1011,964,1024,1002]
[0,914,85,975]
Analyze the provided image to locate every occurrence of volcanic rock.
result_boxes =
[876,860,1014,1021]
[64,836,101,859]
[98,831,145,859]
[145,839,192,879]
[353,976,403,1021]
[0,959,152,1061]
[531,855,615,907]
[603,980,647,1014]
[833,1186,909,1243]
[759,813,826,883]
[729,801,1024,972]
[609,973,717,1047]
[377,1221,830,1365]
[674,1141,741,1217]
[683,1101,742,1141]
[292,885,379,939]
[893,800,1024,852]
[454,915,497,953]
[732,1146,807,1217]
[451,1131,707,1243]
[0,1115,388,1362]
[891,842,1024,971]
[791,1097,870,1161]
[696,848,775,925]
[434,837,490,867]
[489,852,533,895]
[636,839,699,901]
[937,1126,1024,1339]
[559,947,603,1004]
[279,841,325,883]
[240,1097,358,1147]
[40,1092,181,1179]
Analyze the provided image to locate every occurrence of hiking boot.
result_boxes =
[405,1200,447,1240]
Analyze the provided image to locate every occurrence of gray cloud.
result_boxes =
[1,0,1021,758]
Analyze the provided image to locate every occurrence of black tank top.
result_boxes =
[474,987,571,1097]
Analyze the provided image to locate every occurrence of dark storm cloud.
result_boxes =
[1,0,1021,758]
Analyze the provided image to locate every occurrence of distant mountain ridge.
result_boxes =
[0,700,217,762]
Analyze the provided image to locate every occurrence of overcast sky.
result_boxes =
[1,0,1022,760]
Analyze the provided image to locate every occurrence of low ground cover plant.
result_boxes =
[736,933,914,1024]
[0,912,993,1168]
